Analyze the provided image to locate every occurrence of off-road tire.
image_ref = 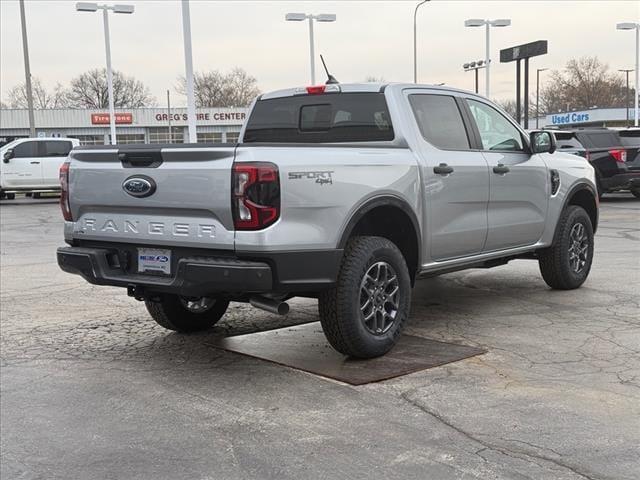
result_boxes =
[538,205,594,290]
[145,295,229,332]
[631,188,640,199]
[318,236,412,359]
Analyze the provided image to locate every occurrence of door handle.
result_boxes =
[433,163,454,175]
[30,161,41,164]
[493,164,510,174]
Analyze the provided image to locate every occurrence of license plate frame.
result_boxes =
[137,247,172,275]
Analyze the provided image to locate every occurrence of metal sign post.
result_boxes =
[501,40,548,128]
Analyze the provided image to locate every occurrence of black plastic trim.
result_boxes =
[558,182,599,235]
[237,249,343,292]
[337,195,422,268]
[57,246,272,296]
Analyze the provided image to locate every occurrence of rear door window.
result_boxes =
[409,94,470,150]
[13,141,38,158]
[577,132,620,148]
[42,141,73,157]
[243,92,394,143]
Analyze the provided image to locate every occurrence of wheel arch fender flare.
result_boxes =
[337,194,422,268]
[556,182,599,239]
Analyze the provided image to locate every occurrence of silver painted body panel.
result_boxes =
[67,146,235,250]
[65,83,596,279]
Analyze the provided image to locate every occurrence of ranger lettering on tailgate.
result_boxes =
[78,218,216,238]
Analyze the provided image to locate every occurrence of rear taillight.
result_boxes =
[59,161,72,221]
[232,162,280,230]
[609,149,627,163]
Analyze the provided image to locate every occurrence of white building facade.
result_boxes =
[0,107,249,146]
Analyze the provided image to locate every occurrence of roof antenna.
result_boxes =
[320,55,339,84]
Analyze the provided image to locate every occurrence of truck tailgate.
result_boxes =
[67,145,236,250]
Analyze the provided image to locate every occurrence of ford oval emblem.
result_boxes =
[122,176,156,198]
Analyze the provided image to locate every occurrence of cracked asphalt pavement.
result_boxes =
[1,195,639,480]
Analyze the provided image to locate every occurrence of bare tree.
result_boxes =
[495,99,536,121]
[65,68,155,108]
[177,68,260,107]
[539,57,632,114]
[7,78,67,109]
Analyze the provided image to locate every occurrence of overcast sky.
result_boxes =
[1,0,639,107]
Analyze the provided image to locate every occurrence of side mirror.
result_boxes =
[530,131,556,154]
[3,149,14,163]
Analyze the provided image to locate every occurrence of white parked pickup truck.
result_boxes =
[1,137,80,199]
[57,83,599,358]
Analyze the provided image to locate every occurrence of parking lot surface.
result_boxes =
[1,196,639,480]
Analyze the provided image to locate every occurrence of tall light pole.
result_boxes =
[617,22,640,126]
[464,18,511,99]
[463,60,486,94]
[619,68,634,127]
[285,13,336,85]
[413,0,430,83]
[181,0,197,143]
[19,0,35,137]
[536,68,547,129]
[76,2,134,145]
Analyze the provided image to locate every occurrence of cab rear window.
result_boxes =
[243,93,394,143]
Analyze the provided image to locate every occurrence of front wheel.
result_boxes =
[538,205,594,290]
[631,188,640,199]
[318,236,412,359]
[145,295,229,332]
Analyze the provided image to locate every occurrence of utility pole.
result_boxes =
[19,0,35,137]
[167,89,172,143]
[413,0,430,83]
[102,7,116,144]
[619,69,633,127]
[181,0,197,143]
[536,68,547,129]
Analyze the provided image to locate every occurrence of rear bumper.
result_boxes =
[601,172,640,191]
[57,245,342,296]
[57,246,273,297]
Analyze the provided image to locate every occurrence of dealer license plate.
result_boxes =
[137,248,172,275]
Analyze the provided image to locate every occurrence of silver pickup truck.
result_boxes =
[57,83,598,358]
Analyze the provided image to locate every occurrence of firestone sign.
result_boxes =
[91,113,133,125]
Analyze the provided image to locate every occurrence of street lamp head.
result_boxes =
[490,19,511,27]
[616,22,638,30]
[315,14,337,22]
[113,4,135,14]
[469,61,477,68]
[477,60,484,66]
[464,19,485,27]
[463,63,470,69]
[285,13,307,21]
[76,2,98,12]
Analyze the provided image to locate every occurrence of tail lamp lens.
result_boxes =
[232,162,280,230]
[609,149,627,163]
[59,161,73,221]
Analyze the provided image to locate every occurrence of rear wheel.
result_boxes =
[538,205,594,290]
[5,192,15,200]
[318,236,411,359]
[145,294,229,332]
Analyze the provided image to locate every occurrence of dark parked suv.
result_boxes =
[552,128,640,198]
